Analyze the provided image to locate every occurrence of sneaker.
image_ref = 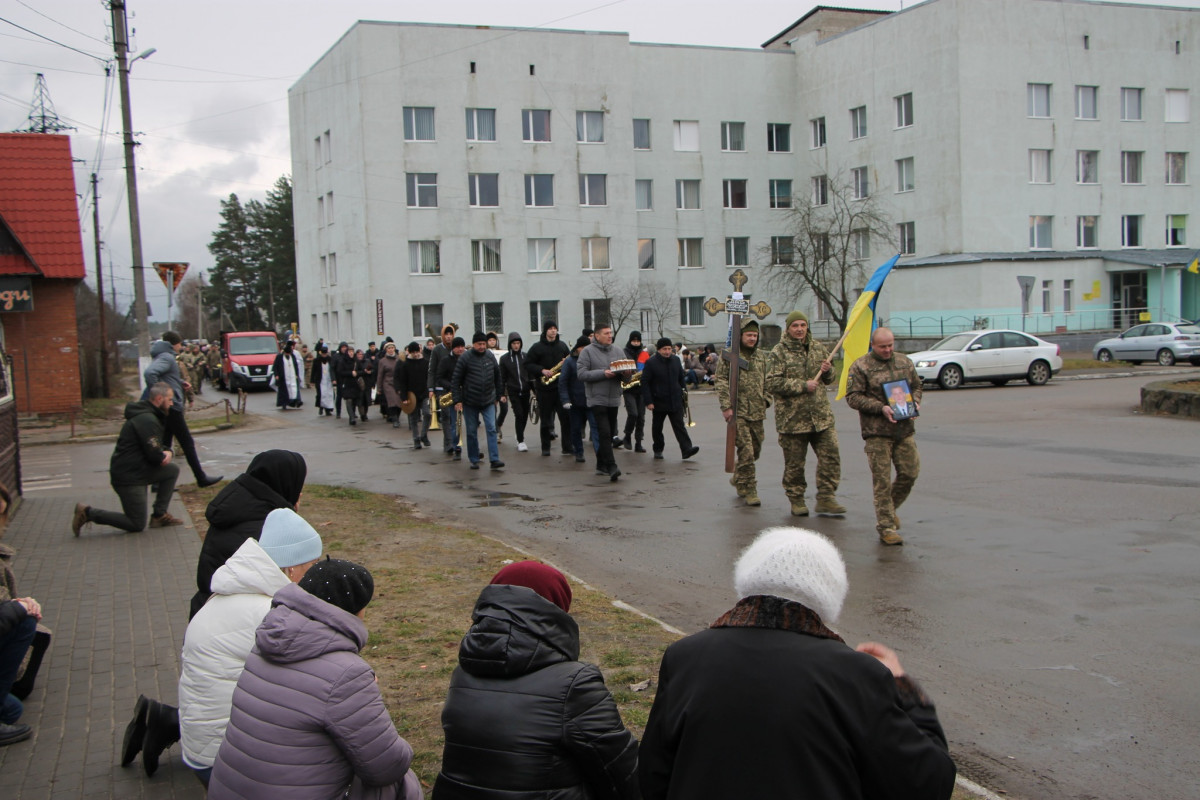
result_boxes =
[815,498,847,515]
[497,431,503,443]
[517,442,529,452]
[609,467,622,482]
[149,512,183,528]
[575,454,586,463]
[790,501,809,517]
[653,452,664,460]
[0,721,32,747]
[744,492,761,507]
[71,502,89,537]
[453,452,462,461]
[470,462,480,470]
[879,529,904,546]
[490,461,505,470]
[682,446,699,460]
[612,436,624,450]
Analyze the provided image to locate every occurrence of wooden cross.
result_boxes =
[705,269,772,473]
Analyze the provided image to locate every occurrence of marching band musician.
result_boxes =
[524,320,571,457]
[577,323,624,482]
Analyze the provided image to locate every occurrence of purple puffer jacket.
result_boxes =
[208,583,419,800]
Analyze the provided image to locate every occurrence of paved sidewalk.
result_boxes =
[0,487,204,799]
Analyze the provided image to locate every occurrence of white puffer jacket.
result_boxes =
[178,538,289,769]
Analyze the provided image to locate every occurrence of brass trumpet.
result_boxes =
[684,388,696,427]
[620,372,641,391]
[438,390,454,407]
[541,358,565,385]
[429,392,441,430]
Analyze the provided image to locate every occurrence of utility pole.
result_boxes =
[109,0,152,365]
[91,173,110,397]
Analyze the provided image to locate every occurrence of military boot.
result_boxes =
[789,500,809,517]
[878,529,904,546]
[730,476,746,498]
[815,497,847,515]
[744,491,761,507]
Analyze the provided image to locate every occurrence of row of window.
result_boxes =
[1029,149,1188,185]
[1027,84,1190,122]
[1029,214,1188,250]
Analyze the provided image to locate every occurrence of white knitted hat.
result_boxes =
[733,527,848,624]
[258,508,323,569]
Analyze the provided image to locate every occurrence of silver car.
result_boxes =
[1092,323,1200,366]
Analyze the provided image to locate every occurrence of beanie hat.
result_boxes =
[490,560,572,612]
[300,557,374,615]
[472,331,488,344]
[733,527,848,625]
[258,508,322,568]
[655,337,673,350]
[406,341,420,353]
[574,335,591,351]
[542,319,558,333]
[451,337,466,349]
[162,331,182,346]
[785,311,809,327]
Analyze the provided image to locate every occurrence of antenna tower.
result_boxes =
[16,73,76,134]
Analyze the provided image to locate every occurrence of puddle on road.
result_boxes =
[476,491,539,507]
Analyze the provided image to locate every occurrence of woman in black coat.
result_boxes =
[333,346,362,426]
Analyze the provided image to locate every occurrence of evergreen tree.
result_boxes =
[207,193,263,330]
[245,176,296,332]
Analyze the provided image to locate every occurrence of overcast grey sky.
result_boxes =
[1,0,1195,320]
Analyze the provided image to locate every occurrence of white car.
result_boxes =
[910,329,1063,389]
[1092,322,1200,366]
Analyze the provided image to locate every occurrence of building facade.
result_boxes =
[290,0,1199,347]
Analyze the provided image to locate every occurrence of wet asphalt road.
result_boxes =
[184,372,1199,800]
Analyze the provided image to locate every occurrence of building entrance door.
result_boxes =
[1112,272,1147,329]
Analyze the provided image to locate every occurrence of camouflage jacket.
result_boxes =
[845,350,922,440]
[716,343,770,422]
[765,335,836,434]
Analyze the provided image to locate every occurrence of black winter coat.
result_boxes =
[333,352,360,400]
[499,350,529,397]
[451,349,502,408]
[109,400,169,486]
[434,585,639,800]
[188,450,307,619]
[558,355,586,407]
[640,354,685,412]
[394,355,428,400]
[526,336,570,387]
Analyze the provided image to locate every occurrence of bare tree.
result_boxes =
[640,279,678,340]
[589,271,640,337]
[762,170,896,332]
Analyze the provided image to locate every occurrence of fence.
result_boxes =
[880,307,1191,339]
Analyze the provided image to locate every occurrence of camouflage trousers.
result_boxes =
[731,418,765,495]
[779,428,841,502]
[863,435,920,534]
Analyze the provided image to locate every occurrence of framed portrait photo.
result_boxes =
[883,379,918,421]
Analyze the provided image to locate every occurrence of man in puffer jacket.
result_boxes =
[209,559,421,800]
[451,332,505,470]
[435,561,639,800]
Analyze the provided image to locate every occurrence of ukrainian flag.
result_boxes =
[1187,252,1199,275]
[836,254,901,400]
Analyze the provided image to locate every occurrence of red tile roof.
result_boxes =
[0,133,86,279]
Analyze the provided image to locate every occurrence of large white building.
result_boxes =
[289,0,1199,347]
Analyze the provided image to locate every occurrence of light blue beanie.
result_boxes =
[258,508,322,568]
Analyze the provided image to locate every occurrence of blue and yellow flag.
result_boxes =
[836,254,901,400]
[1187,252,1200,275]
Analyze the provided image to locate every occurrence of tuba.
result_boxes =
[541,358,566,385]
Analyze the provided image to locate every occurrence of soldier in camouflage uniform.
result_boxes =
[766,311,845,517]
[716,319,770,506]
[185,344,204,395]
[845,327,921,546]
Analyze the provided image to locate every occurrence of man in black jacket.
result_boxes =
[435,337,465,459]
[452,332,505,470]
[640,527,956,800]
[524,320,570,457]
[142,331,221,487]
[498,332,531,452]
[641,338,700,461]
[620,330,648,452]
[72,382,181,535]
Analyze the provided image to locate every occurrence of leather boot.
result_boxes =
[120,695,149,767]
[815,497,847,515]
[142,699,181,776]
[622,434,633,451]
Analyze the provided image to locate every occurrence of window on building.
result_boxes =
[1166,152,1188,184]
[522,109,551,142]
[319,255,327,288]
[680,296,705,327]
[465,108,496,141]
[811,233,831,261]
[725,237,749,267]
[635,179,653,210]
[723,179,747,209]
[850,106,868,139]
[583,298,611,330]
[1166,214,1187,247]
[316,195,324,227]
[324,192,335,225]
[314,135,322,166]
[1027,83,1051,117]
[633,118,651,150]
[771,235,794,265]
[1076,151,1099,184]
[639,309,653,331]
[895,92,913,128]
[529,300,558,332]
[769,179,792,209]
[896,157,915,192]
[1121,88,1143,121]
[898,221,916,255]
[403,106,435,141]
[721,121,745,152]
[581,237,610,270]
[1165,89,1189,123]
[408,241,440,274]
[1030,149,1052,183]
[524,174,554,207]
[1042,280,1053,312]
[1121,151,1143,184]
[322,130,330,163]
[579,174,608,206]
[1075,86,1099,120]
[851,166,869,199]
[1122,215,1143,247]
[576,110,605,143]
[674,120,700,151]
[474,302,503,334]
[412,304,443,338]
[676,179,701,210]
[406,173,438,207]
[638,238,655,270]
[810,117,826,148]
[811,175,829,205]
[1063,279,1074,312]
[527,238,556,272]
[331,310,339,339]
[1077,216,1098,248]
[1029,215,1053,249]
[471,239,502,272]
[678,238,703,268]
[853,229,870,260]
[767,123,791,152]
[469,173,500,207]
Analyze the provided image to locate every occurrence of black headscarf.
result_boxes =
[245,449,306,507]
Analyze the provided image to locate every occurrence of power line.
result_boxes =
[0,15,109,63]
[14,0,110,45]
